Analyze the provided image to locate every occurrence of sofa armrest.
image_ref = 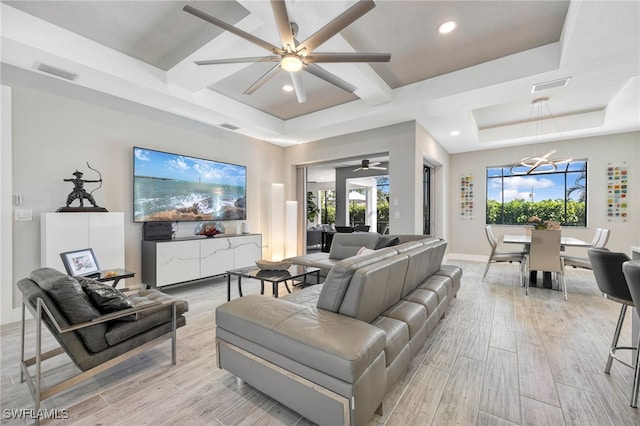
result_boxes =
[216,295,385,384]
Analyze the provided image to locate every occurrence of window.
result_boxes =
[486,160,587,226]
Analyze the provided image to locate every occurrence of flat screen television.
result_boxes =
[133,147,246,222]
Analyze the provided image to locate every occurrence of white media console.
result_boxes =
[141,234,262,287]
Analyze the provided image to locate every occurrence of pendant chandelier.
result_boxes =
[510,97,573,175]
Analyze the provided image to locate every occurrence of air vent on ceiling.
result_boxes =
[531,77,571,93]
[219,123,240,131]
[36,63,78,81]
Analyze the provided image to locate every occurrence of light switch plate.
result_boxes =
[15,209,33,221]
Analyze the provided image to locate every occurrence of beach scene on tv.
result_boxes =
[134,148,246,222]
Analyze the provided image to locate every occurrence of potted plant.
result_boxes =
[307,191,319,225]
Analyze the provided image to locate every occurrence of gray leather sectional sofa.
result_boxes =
[215,235,461,425]
[285,232,428,277]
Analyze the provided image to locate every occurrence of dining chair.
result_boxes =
[621,260,640,408]
[526,229,566,299]
[596,228,610,248]
[562,228,610,270]
[482,225,526,286]
[589,249,637,406]
[562,228,602,270]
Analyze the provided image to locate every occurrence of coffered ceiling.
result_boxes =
[1,1,638,153]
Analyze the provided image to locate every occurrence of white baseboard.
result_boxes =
[445,253,487,263]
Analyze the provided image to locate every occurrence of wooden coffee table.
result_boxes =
[226,265,320,301]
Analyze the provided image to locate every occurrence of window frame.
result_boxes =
[485,159,588,227]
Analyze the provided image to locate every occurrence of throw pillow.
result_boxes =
[356,246,375,256]
[79,278,134,315]
[374,235,400,250]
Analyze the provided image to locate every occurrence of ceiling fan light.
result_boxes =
[281,55,302,72]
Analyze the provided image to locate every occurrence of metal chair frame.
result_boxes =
[20,292,178,425]
[589,248,637,408]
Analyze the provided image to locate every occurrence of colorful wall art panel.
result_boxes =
[607,163,628,221]
[460,174,474,219]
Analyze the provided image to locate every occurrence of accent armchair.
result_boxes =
[18,268,188,425]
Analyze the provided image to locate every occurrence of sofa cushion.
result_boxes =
[419,275,451,304]
[338,254,409,322]
[216,295,386,384]
[402,245,434,297]
[328,232,381,260]
[317,247,398,312]
[29,268,108,353]
[381,300,427,340]
[285,252,339,277]
[371,316,409,367]
[403,288,439,317]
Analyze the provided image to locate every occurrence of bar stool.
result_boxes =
[622,260,640,408]
[588,248,637,404]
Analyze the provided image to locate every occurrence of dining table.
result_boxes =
[503,234,591,248]
[503,233,591,288]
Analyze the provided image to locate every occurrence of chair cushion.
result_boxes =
[29,268,109,353]
[105,289,189,346]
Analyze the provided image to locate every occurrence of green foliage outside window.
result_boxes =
[486,160,587,227]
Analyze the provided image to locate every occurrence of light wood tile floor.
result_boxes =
[2,261,640,425]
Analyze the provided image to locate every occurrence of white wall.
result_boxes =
[284,121,451,236]
[1,85,13,323]
[448,132,640,260]
[4,83,284,323]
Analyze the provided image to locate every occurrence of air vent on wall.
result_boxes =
[219,123,240,131]
[531,77,571,93]
[36,63,78,81]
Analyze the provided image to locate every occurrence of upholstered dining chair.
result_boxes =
[482,225,526,286]
[589,248,637,405]
[526,229,566,299]
[622,260,640,408]
[563,228,610,270]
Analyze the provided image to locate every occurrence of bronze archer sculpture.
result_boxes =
[64,170,101,207]
[58,164,107,212]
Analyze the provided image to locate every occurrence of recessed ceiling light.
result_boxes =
[451,130,460,136]
[437,20,457,34]
[282,84,294,92]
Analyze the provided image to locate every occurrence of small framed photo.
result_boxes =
[60,248,100,277]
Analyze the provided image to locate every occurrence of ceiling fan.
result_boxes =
[183,0,391,103]
[353,159,386,171]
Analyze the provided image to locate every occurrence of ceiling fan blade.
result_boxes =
[290,72,307,103]
[297,0,375,53]
[184,5,283,55]
[371,166,387,170]
[243,64,281,95]
[369,161,381,166]
[353,167,363,172]
[195,56,280,66]
[304,64,356,93]
[305,52,391,63]
[271,0,295,51]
